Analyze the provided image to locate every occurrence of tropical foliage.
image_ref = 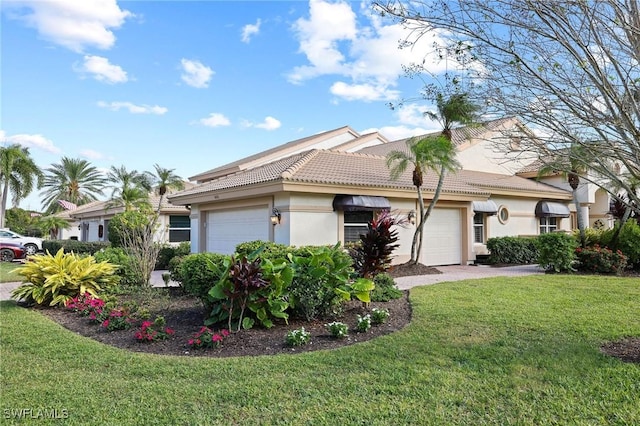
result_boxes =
[0,144,43,228]
[40,157,106,213]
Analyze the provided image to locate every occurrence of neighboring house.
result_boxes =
[169,118,579,266]
[69,187,193,245]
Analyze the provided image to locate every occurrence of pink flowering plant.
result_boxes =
[65,293,106,322]
[134,316,175,343]
[101,306,137,331]
[188,326,230,349]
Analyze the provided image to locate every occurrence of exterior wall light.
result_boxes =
[270,208,281,225]
[407,210,416,225]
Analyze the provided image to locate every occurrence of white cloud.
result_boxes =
[241,19,261,43]
[4,0,132,53]
[76,55,128,83]
[180,59,214,88]
[97,101,168,115]
[198,113,230,128]
[241,116,282,131]
[0,130,61,154]
[287,0,462,102]
[394,103,439,127]
[330,81,400,102]
[79,148,109,160]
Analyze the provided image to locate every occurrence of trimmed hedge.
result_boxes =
[42,240,110,255]
[485,236,539,265]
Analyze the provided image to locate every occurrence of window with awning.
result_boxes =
[332,195,391,212]
[535,201,570,218]
[472,200,498,215]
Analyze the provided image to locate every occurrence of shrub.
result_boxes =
[107,210,152,248]
[536,233,578,273]
[612,220,640,270]
[11,248,120,307]
[325,321,348,338]
[285,327,311,347]
[94,247,139,286]
[486,236,539,264]
[42,240,110,255]
[349,211,401,278]
[175,253,228,308]
[156,242,191,270]
[575,245,628,275]
[288,244,355,321]
[371,308,390,325]
[134,316,175,342]
[371,273,403,302]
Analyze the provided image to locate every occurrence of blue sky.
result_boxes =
[1,0,457,211]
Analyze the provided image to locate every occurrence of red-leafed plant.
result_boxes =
[350,211,403,278]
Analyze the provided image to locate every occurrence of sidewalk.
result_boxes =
[1,265,543,302]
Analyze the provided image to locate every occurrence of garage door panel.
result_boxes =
[206,207,269,254]
[420,208,461,266]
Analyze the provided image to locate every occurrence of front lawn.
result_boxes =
[1,275,638,425]
[0,262,21,283]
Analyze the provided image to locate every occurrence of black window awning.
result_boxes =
[535,201,570,218]
[472,200,498,215]
[332,195,391,212]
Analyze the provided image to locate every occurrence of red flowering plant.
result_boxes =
[101,306,138,331]
[575,245,628,275]
[65,293,105,323]
[188,326,230,349]
[134,316,175,343]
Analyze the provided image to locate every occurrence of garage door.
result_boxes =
[420,208,462,266]
[206,207,269,254]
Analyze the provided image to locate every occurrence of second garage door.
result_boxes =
[420,208,462,266]
[206,207,269,254]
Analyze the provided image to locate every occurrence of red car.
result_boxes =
[0,242,26,262]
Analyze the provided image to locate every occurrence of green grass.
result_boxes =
[0,262,21,283]
[1,275,638,425]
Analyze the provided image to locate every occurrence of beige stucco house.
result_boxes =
[168,117,587,266]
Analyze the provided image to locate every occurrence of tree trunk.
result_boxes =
[410,184,426,264]
[414,165,447,265]
[572,189,587,248]
[0,180,9,228]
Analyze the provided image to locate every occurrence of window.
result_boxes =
[539,217,558,234]
[169,215,191,242]
[498,206,509,224]
[473,213,485,243]
[344,211,373,243]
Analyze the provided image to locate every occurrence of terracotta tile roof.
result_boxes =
[461,170,569,195]
[357,117,518,157]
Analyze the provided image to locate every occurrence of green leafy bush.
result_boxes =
[356,314,372,332]
[156,242,191,270]
[94,247,139,286]
[371,307,390,325]
[175,253,228,309]
[42,240,110,255]
[575,245,628,275]
[612,220,640,270]
[285,327,311,347]
[288,244,355,321]
[325,321,348,338]
[108,210,152,248]
[11,248,120,306]
[371,273,403,302]
[486,236,539,264]
[536,233,578,273]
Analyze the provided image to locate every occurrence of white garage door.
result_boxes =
[420,208,462,266]
[206,207,269,254]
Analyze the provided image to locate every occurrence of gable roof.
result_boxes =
[357,117,521,157]
[170,148,569,203]
[189,126,389,183]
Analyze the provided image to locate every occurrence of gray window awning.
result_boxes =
[332,195,391,212]
[472,200,498,215]
[535,201,570,218]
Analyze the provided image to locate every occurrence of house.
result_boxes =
[169,118,586,266]
[69,189,193,245]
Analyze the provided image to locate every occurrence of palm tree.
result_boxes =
[41,157,106,213]
[38,215,71,239]
[387,93,478,264]
[144,164,184,212]
[106,186,151,212]
[106,165,152,212]
[0,144,43,228]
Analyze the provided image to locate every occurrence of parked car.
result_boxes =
[0,242,26,262]
[0,229,43,256]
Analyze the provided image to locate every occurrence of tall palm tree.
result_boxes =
[38,215,71,239]
[387,93,478,264]
[0,144,43,228]
[41,157,106,213]
[106,186,151,212]
[106,165,152,211]
[144,164,184,212]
